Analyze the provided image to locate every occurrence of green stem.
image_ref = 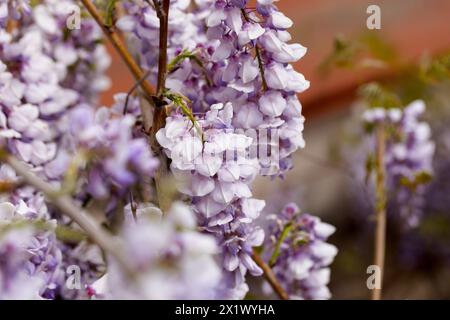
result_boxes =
[269,222,293,267]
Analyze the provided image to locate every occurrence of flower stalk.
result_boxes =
[372,124,387,300]
[252,250,289,300]
[0,151,135,275]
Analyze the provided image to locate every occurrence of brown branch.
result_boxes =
[255,45,268,92]
[1,152,135,275]
[80,0,155,133]
[149,0,172,213]
[124,70,152,115]
[79,0,155,99]
[150,0,170,135]
[241,9,267,92]
[252,250,289,300]
[154,0,170,97]
[372,124,387,300]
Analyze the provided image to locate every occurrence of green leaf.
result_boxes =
[163,91,203,140]
[364,154,375,185]
[415,171,433,184]
[319,33,396,74]
[399,171,433,191]
[358,82,402,108]
[0,219,87,244]
[167,49,212,86]
[105,0,118,27]
[359,32,396,63]
[419,54,450,83]
[55,225,88,243]
[319,35,358,73]
[167,49,196,73]
[60,150,88,195]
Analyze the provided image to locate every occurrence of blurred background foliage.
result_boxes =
[100,0,450,299]
[252,0,450,299]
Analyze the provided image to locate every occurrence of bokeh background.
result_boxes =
[102,0,450,299]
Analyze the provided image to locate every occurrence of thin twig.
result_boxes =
[252,250,289,300]
[80,0,155,100]
[241,9,268,92]
[1,152,135,275]
[80,0,171,211]
[372,124,387,300]
[255,45,268,91]
[124,70,152,115]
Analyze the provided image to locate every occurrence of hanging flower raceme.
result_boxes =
[263,203,337,300]
[125,0,313,298]
[202,0,309,176]
[0,227,45,299]
[118,0,309,175]
[362,100,435,227]
[157,102,265,299]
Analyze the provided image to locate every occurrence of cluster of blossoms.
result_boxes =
[0,0,107,298]
[64,102,159,214]
[119,0,309,176]
[0,0,338,301]
[0,202,62,299]
[117,0,213,100]
[0,226,47,299]
[203,0,309,176]
[0,0,220,300]
[157,102,266,298]
[363,100,435,227]
[118,0,314,298]
[0,0,115,298]
[89,202,222,300]
[263,203,337,299]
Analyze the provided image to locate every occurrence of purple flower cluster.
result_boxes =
[263,203,337,299]
[119,0,312,298]
[90,202,222,300]
[363,100,435,227]
[119,0,309,176]
[157,102,265,298]
[0,202,63,299]
[0,0,333,301]
[0,227,46,299]
[0,0,113,298]
[117,0,212,81]
[65,103,159,208]
[202,0,309,176]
